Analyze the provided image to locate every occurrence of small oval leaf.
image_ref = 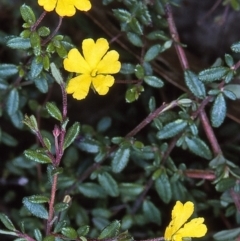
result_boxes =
[112,146,130,173]
[211,93,226,127]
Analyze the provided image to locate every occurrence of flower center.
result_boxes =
[91,69,98,77]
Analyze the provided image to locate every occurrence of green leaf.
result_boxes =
[0,213,16,231]
[7,37,31,49]
[34,74,48,93]
[24,150,52,164]
[119,183,144,197]
[50,62,63,84]
[143,76,164,88]
[155,173,172,203]
[215,178,236,192]
[224,70,234,83]
[77,138,100,153]
[211,93,226,127]
[29,57,43,79]
[112,146,130,173]
[184,70,206,98]
[199,67,228,82]
[231,41,240,52]
[143,200,161,224]
[22,197,48,219]
[129,18,143,35]
[147,30,169,41]
[224,54,234,67]
[144,45,162,62]
[6,89,19,115]
[0,64,18,78]
[213,228,240,241]
[77,225,90,236]
[34,229,42,241]
[125,85,144,103]
[156,119,188,139]
[113,9,132,22]
[78,183,107,198]
[98,220,121,239]
[1,131,18,146]
[61,227,78,239]
[98,172,119,197]
[46,102,62,121]
[224,84,240,99]
[43,235,55,241]
[20,4,36,24]
[28,195,49,203]
[10,110,24,129]
[63,122,80,150]
[223,89,236,100]
[56,44,68,58]
[38,27,50,37]
[185,136,212,160]
[127,32,143,47]
[54,202,69,213]
[120,63,135,74]
[134,64,145,79]
[97,117,112,133]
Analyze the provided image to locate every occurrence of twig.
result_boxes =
[199,109,222,155]
[31,11,47,31]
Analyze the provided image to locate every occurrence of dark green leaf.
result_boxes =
[127,32,143,47]
[1,131,18,146]
[156,119,188,139]
[37,27,50,37]
[147,30,169,41]
[43,235,55,241]
[20,4,36,24]
[98,172,119,197]
[77,138,100,153]
[143,76,164,88]
[61,227,78,239]
[78,183,107,198]
[119,183,144,197]
[22,197,48,219]
[34,74,48,93]
[34,229,42,241]
[112,146,130,173]
[10,110,24,129]
[29,58,43,79]
[215,178,236,192]
[213,228,240,241]
[224,70,234,83]
[46,102,62,121]
[185,136,212,160]
[199,67,228,82]
[143,200,161,224]
[224,54,234,67]
[7,37,31,49]
[63,122,80,150]
[24,150,52,164]
[223,89,236,100]
[113,9,132,22]
[0,64,18,78]
[184,70,206,98]
[144,45,162,62]
[77,225,90,236]
[50,62,63,84]
[155,173,172,203]
[0,213,16,231]
[224,84,240,99]
[120,63,135,74]
[97,117,111,132]
[98,220,121,239]
[54,202,69,213]
[129,18,143,35]
[6,89,19,115]
[211,93,226,127]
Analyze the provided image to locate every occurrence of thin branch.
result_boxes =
[31,11,47,31]
[199,109,222,155]
[42,16,63,45]
[165,3,189,70]
[46,174,58,235]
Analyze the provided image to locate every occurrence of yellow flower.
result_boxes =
[164,201,207,241]
[38,0,91,17]
[63,38,121,100]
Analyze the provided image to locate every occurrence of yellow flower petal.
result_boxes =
[55,0,76,16]
[66,74,91,100]
[164,201,194,241]
[73,0,91,11]
[97,50,121,74]
[38,0,57,11]
[92,75,114,95]
[177,218,207,238]
[64,48,90,74]
[82,38,109,69]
